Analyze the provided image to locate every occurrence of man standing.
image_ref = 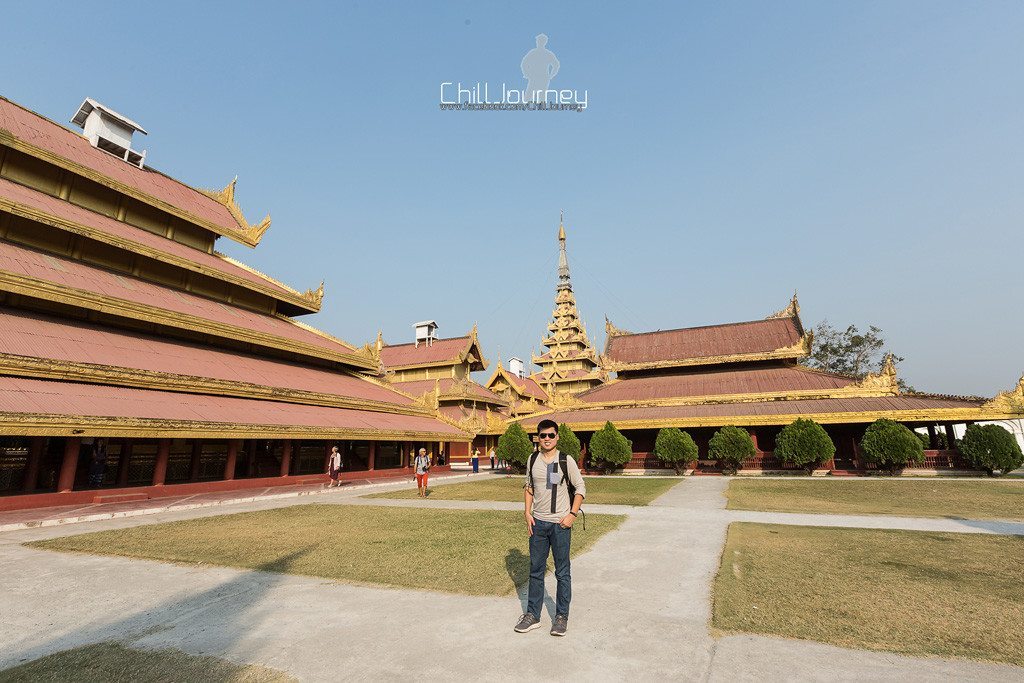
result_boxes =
[514,419,585,637]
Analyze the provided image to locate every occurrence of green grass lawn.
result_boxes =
[0,642,293,682]
[713,523,1024,667]
[28,505,624,596]
[726,479,1024,519]
[366,475,681,505]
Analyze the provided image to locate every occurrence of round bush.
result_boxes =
[860,419,924,473]
[709,426,755,474]
[497,422,534,472]
[557,423,582,461]
[654,428,698,474]
[775,419,836,472]
[589,421,633,471]
[958,424,1024,476]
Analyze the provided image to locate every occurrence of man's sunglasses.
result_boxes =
[538,432,557,439]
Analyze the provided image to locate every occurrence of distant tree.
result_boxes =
[654,428,698,474]
[589,421,633,471]
[803,321,914,392]
[557,423,581,461]
[775,419,836,472]
[860,419,924,474]
[958,424,1024,476]
[497,422,534,472]
[709,426,756,475]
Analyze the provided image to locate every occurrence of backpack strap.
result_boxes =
[560,452,585,529]
[528,450,539,493]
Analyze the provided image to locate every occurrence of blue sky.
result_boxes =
[2,1,1021,395]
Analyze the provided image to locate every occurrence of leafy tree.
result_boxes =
[916,429,951,450]
[709,426,755,475]
[557,423,581,461]
[775,419,836,472]
[497,422,534,472]
[860,419,924,474]
[589,421,633,471]
[803,321,914,392]
[654,428,698,474]
[958,424,1024,476]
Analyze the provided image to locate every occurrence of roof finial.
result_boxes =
[558,210,566,241]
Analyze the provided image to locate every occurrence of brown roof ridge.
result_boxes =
[382,334,471,349]
[610,316,797,340]
[0,95,261,241]
[900,389,988,403]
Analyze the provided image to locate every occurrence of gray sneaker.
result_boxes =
[550,614,568,636]
[514,613,541,633]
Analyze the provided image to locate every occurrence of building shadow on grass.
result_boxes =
[504,548,555,618]
[5,545,317,671]
[941,517,1024,536]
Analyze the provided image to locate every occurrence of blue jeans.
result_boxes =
[527,519,572,618]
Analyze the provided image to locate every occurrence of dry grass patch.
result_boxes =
[367,475,681,506]
[727,479,1024,519]
[714,523,1024,667]
[0,641,293,682]
[28,505,623,596]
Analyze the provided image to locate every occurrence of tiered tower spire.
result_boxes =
[530,215,605,396]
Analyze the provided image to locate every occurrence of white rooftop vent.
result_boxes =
[71,98,148,168]
[509,357,526,378]
[414,320,439,347]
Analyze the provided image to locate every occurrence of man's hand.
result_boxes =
[559,513,575,529]
[525,512,535,537]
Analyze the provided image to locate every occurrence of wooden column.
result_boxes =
[22,436,44,492]
[189,441,203,482]
[850,434,861,470]
[280,440,292,477]
[926,425,938,449]
[152,439,170,486]
[323,443,333,474]
[57,438,81,493]
[223,440,239,481]
[748,429,759,451]
[944,424,957,447]
[116,442,132,488]
[246,440,257,478]
[367,441,376,471]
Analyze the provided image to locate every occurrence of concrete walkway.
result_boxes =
[0,478,1020,681]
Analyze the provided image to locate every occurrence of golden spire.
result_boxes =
[558,210,566,241]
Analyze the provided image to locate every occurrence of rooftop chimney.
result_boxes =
[509,357,526,378]
[71,98,148,168]
[414,320,438,347]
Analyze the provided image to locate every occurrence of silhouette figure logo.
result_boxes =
[521,34,561,103]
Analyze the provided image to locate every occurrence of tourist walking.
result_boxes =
[514,419,585,637]
[414,447,431,497]
[488,447,496,470]
[328,445,343,487]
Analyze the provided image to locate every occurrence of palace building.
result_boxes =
[529,218,605,396]
[485,356,549,418]
[522,291,1024,473]
[377,321,508,461]
[0,95,469,510]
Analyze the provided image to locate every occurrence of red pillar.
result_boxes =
[280,440,292,477]
[189,441,203,482]
[116,442,132,488]
[223,440,239,480]
[22,436,44,492]
[152,439,170,486]
[748,429,759,451]
[850,434,861,470]
[367,441,376,471]
[57,438,81,493]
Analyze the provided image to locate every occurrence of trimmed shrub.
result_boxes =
[589,421,633,471]
[497,422,534,472]
[775,419,836,472]
[709,426,756,475]
[557,423,582,461]
[654,428,698,474]
[958,424,1024,476]
[860,419,924,474]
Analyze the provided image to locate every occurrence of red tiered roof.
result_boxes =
[522,394,985,428]
[396,378,505,403]
[380,336,483,369]
[504,373,549,401]
[0,376,466,436]
[605,317,803,366]
[578,366,854,403]
[0,308,412,405]
[0,240,354,357]
[0,177,299,302]
[0,97,248,239]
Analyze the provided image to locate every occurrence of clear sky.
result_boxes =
[2,1,1021,396]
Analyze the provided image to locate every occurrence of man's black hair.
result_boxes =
[537,419,559,434]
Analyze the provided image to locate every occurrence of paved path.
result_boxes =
[0,478,1021,681]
